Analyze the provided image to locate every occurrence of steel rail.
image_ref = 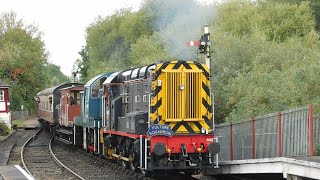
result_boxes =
[49,137,85,180]
[21,127,42,179]
[21,127,84,180]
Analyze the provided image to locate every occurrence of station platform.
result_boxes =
[204,156,320,179]
[0,165,33,180]
[18,118,40,129]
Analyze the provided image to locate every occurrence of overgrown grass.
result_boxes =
[12,120,24,127]
[0,122,9,136]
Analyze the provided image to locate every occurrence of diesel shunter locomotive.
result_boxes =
[36,60,219,174]
[36,26,220,175]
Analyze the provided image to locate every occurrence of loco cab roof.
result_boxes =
[103,72,120,85]
[102,64,156,84]
[85,72,112,87]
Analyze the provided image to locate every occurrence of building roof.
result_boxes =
[0,80,10,88]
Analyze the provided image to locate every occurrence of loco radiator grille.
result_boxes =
[165,71,201,121]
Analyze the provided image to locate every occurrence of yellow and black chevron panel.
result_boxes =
[150,61,213,134]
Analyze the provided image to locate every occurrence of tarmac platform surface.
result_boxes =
[0,165,33,180]
[0,118,39,180]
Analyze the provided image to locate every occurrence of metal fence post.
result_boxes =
[309,104,314,156]
[278,111,282,157]
[252,114,256,159]
[230,121,233,160]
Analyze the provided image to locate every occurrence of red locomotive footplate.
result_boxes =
[150,135,215,154]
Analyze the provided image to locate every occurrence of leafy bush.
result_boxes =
[315,142,320,156]
[0,122,9,136]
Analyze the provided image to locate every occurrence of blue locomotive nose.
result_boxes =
[208,142,220,155]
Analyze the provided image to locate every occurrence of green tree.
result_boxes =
[0,12,48,111]
[129,34,169,66]
[80,8,153,80]
[45,63,70,86]
[266,0,320,33]
[211,1,320,121]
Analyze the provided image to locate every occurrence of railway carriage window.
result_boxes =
[75,91,81,105]
[70,96,75,105]
[0,91,4,101]
[49,97,53,111]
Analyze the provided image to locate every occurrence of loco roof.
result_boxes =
[37,83,82,96]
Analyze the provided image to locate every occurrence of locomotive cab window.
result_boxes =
[85,87,90,101]
[91,81,100,98]
[0,91,4,101]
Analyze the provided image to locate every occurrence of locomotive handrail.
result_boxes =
[140,135,142,169]
[101,97,105,127]
[214,137,219,168]
[148,93,152,129]
[210,93,215,131]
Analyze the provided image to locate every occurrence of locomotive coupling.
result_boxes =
[208,142,220,155]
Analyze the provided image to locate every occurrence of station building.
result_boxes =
[0,80,11,129]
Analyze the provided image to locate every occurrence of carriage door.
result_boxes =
[60,93,67,126]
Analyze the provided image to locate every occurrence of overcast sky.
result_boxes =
[0,0,144,76]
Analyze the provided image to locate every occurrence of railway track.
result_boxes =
[19,127,203,179]
[52,139,202,180]
[52,139,154,180]
[21,128,84,179]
